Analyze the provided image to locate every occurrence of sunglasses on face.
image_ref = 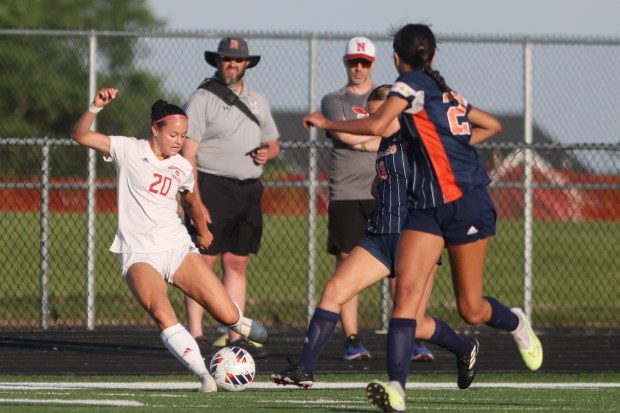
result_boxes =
[347,58,372,68]
[221,56,247,63]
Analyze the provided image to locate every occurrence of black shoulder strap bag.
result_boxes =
[198,78,260,126]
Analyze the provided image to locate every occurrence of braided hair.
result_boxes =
[391,24,457,104]
[150,100,187,126]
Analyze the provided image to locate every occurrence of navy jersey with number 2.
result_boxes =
[389,71,491,210]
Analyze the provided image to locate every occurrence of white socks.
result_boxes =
[229,301,252,337]
[161,323,208,377]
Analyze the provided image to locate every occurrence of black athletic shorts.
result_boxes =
[327,199,376,255]
[185,172,263,256]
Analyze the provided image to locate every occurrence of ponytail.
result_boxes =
[392,24,457,104]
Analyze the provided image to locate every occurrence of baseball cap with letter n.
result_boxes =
[344,36,376,63]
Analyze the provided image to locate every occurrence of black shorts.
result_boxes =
[185,172,263,256]
[327,199,376,255]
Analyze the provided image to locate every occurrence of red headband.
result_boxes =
[152,114,188,125]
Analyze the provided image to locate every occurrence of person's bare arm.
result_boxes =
[350,136,382,152]
[180,189,213,250]
[330,130,378,146]
[180,138,211,224]
[469,106,502,145]
[71,88,118,154]
[304,95,407,137]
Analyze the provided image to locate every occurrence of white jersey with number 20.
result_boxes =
[106,136,194,254]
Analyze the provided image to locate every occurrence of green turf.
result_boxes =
[0,373,618,412]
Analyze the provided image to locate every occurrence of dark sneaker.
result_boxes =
[194,335,215,360]
[456,337,479,390]
[343,334,372,361]
[271,359,314,389]
[229,337,268,359]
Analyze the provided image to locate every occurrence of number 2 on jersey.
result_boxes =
[149,173,172,196]
[443,92,471,135]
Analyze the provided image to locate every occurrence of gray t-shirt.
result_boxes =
[321,86,376,200]
[184,78,279,180]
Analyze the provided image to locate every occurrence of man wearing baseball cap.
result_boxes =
[320,36,381,361]
[181,37,280,359]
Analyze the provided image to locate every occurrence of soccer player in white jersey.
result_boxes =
[71,87,267,392]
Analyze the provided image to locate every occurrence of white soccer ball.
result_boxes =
[209,346,256,391]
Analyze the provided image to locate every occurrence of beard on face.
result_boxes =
[219,65,246,85]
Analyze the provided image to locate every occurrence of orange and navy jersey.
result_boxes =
[389,71,491,209]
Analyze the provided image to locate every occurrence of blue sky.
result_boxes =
[148,0,620,38]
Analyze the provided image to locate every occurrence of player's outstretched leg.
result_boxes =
[366,380,406,412]
[510,308,543,371]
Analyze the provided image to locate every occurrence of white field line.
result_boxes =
[0,381,618,391]
[0,398,143,407]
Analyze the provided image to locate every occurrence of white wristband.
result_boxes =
[88,103,103,114]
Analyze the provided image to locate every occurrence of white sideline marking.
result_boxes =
[0,398,143,407]
[0,381,618,391]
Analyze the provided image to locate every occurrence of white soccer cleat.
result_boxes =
[511,308,543,371]
[198,372,218,393]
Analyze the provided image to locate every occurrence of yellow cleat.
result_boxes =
[511,308,543,371]
[212,332,264,348]
[366,380,406,412]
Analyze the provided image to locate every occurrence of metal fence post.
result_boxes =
[306,34,319,323]
[39,138,50,329]
[86,30,98,330]
[523,39,534,323]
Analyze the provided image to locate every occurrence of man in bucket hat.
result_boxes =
[181,36,280,359]
[204,37,261,70]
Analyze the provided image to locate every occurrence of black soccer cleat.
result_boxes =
[270,359,314,389]
[456,337,479,389]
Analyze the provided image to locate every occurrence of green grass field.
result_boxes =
[1,213,618,328]
[0,373,618,412]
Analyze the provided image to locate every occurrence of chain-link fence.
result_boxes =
[1,29,618,331]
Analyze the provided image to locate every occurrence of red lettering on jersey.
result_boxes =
[149,173,173,197]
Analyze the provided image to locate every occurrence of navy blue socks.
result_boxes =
[484,296,519,331]
[299,307,339,372]
[428,317,472,356]
[386,318,416,388]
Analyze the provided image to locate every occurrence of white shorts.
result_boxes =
[119,243,199,284]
